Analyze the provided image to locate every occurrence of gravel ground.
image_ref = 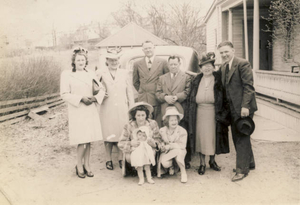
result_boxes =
[0,104,299,205]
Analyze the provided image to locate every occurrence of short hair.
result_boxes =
[168,55,181,63]
[217,41,234,49]
[163,115,180,127]
[129,105,150,121]
[142,40,154,47]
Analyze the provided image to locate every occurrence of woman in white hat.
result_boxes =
[118,102,161,185]
[96,48,134,170]
[157,106,188,183]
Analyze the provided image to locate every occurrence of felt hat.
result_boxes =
[235,117,255,136]
[199,52,216,67]
[162,106,183,121]
[103,48,122,59]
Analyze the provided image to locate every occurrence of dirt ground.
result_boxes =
[0,104,299,205]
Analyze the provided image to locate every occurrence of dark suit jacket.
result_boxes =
[221,56,257,118]
[156,70,191,115]
[133,56,169,106]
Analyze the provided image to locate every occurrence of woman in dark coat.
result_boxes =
[185,52,230,175]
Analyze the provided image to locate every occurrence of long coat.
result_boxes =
[156,70,191,117]
[220,56,257,119]
[96,67,134,142]
[186,70,230,154]
[133,56,169,106]
[60,69,105,145]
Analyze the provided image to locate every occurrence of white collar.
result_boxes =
[228,56,234,70]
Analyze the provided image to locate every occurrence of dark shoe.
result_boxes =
[232,173,248,182]
[198,165,206,175]
[209,161,221,171]
[106,161,113,170]
[131,169,137,177]
[185,162,191,169]
[75,166,85,178]
[83,165,94,177]
[233,166,255,172]
[119,160,122,169]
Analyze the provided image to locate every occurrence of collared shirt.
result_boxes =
[171,72,178,79]
[145,56,155,69]
[228,56,234,70]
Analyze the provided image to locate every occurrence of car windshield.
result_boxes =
[126,56,186,72]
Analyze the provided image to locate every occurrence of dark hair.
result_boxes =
[130,105,150,121]
[168,55,181,63]
[142,40,154,46]
[217,41,234,49]
[71,47,89,72]
[163,115,180,127]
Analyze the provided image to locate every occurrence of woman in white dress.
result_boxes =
[96,49,134,170]
[60,47,106,178]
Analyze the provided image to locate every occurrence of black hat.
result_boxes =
[199,52,216,67]
[235,117,255,136]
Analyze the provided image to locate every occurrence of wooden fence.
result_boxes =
[0,93,64,125]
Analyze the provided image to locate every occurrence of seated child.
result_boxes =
[158,106,188,183]
[130,126,156,185]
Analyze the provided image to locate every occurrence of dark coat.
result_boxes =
[184,70,230,155]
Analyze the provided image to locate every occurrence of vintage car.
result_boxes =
[98,45,200,99]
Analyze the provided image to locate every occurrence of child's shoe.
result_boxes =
[138,178,144,185]
[169,166,175,175]
[147,177,155,184]
[181,172,187,183]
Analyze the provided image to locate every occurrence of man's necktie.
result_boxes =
[225,63,229,84]
[148,59,152,70]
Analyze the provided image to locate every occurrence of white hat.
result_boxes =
[103,48,122,59]
[162,106,183,121]
[128,102,154,119]
[136,126,150,138]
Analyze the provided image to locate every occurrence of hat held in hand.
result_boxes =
[235,117,255,136]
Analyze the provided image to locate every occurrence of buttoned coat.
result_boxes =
[156,70,191,115]
[60,69,105,145]
[96,67,134,142]
[221,56,257,118]
[133,57,169,106]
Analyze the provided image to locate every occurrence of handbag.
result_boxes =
[92,79,100,95]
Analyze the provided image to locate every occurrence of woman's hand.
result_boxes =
[147,139,156,147]
[88,96,97,102]
[81,97,93,105]
[131,140,140,147]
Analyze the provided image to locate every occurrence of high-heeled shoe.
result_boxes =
[198,165,206,175]
[106,161,113,170]
[209,161,221,171]
[83,165,94,177]
[119,160,123,169]
[75,166,85,178]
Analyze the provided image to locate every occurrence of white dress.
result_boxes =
[60,69,105,145]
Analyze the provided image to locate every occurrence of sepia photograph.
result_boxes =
[0,0,299,204]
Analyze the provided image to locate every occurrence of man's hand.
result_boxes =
[164,95,174,104]
[81,97,93,105]
[241,107,249,118]
[131,140,140,148]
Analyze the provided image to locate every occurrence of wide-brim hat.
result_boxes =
[235,117,255,136]
[199,52,216,67]
[128,102,154,119]
[162,106,184,121]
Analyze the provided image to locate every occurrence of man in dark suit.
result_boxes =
[156,55,192,168]
[133,41,169,127]
[217,41,257,182]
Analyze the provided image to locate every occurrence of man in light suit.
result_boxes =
[156,55,192,169]
[133,41,169,126]
[218,41,257,182]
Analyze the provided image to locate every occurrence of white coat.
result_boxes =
[96,67,134,142]
[60,69,105,145]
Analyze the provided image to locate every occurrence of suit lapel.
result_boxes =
[165,73,173,93]
[171,71,184,92]
[149,57,161,78]
[227,57,238,83]
[221,64,226,86]
[70,71,91,86]
[140,57,150,77]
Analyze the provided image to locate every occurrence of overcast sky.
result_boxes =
[0,0,213,44]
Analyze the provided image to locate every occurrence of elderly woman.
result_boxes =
[96,49,134,171]
[118,102,161,185]
[186,52,230,175]
[60,47,105,178]
[157,106,188,183]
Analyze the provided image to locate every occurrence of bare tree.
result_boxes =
[97,22,111,39]
[111,0,144,27]
[146,3,168,38]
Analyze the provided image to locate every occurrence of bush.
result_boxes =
[0,55,62,101]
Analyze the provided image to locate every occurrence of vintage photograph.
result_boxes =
[0,0,299,204]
